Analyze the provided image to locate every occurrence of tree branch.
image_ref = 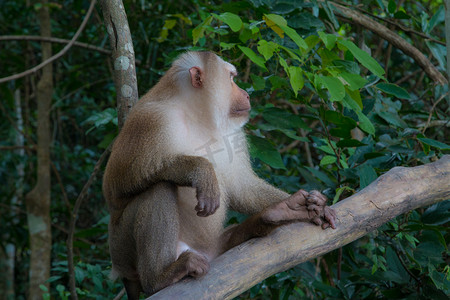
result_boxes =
[149,156,450,299]
[0,35,149,66]
[346,4,446,46]
[0,35,111,55]
[67,142,112,300]
[0,0,97,84]
[328,1,447,85]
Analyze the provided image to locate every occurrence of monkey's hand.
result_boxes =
[194,175,220,217]
[305,190,337,229]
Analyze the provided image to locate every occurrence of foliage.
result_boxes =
[0,0,448,299]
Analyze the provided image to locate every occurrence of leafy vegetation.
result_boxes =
[0,0,448,299]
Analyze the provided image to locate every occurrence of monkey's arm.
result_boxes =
[105,152,220,217]
[154,155,220,217]
[227,171,289,215]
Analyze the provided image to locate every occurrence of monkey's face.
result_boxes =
[229,77,250,120]
[219,61,250,123]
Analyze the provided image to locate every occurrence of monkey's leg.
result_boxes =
[221,190,336,253]
[122,278,142,300]
[135,182,209,296]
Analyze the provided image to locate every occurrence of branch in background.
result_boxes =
[0,0,97,84]
[0,35,148,66]
[149,156,450,299]
[67,142,112,300]
[351,5,446,46]
[329,1,448,85]
[0,35,111,55]
[100,0,139,129]
[421,93,449,133]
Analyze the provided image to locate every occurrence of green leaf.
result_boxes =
[250,74,265,91]
[287,66,304,96]
[263,13,287,27]
[356,112,375,135]
[238,46,267,71]
[213,12,242,32]
[388,0,396,13]
[257,40,278,60]
[264,14,307,49]
[376,83,411,99]
[338,40,385,79]
[269,76,289,90]
[248,135,285,169]
[340,95,374,135]
[192,16,213,45]
[280,25,308,49]
[346,89,363,109]
[418,138,450,150]
[263,14,286,38]
[378,111,407,128]
[321,76,345,101]
[318,144,335,155]
[278,129,310,141]
[333,60,360,74]
[394,10,410,19]
[324,110,357,127]
[426,41,446,69]
[337,139,367,148]
[220,42,237,50]
[323,1,339,29]
[278,56,289,73]
[156,19,177,42]
[358,164,377,189]
[320,155,337,166]
[330,127,352,139]
[428,6,445,32]
[318,31,337,50]
[333,186,354,204]
[304,35,321,52]
[262,107,309,130]
[340,72,368,91]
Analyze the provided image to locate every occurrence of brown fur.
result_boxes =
[103,51,336,299]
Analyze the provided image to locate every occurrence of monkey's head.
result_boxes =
[171,51,251,128]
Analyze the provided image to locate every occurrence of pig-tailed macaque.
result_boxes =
[103,51,336,299]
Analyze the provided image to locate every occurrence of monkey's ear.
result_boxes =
[189,66,204,88]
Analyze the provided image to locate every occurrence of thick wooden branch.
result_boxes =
[150,156,450,299]
[329,1,447,85]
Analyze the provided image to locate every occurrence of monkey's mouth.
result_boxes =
[231,107,251,117]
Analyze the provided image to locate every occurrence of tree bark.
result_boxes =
[445,1,450,89]
[149,156,450,299]
[100,0,138,129]
[25,1,53,298]
[329,1,448,86]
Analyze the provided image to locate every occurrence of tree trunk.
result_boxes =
[445,0,450,89]
[150,156,450,299]
[100,0,138,129]
[25,1,53,298]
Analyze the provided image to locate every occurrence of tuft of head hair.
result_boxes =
[168,51,218,91]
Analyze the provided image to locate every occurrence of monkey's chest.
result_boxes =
[188,131,247,172]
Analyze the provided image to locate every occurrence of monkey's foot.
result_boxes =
[177,251,210,279]
[305,190,337,229]
[261,190,336,229]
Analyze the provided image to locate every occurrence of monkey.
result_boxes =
[103,51,336,299]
